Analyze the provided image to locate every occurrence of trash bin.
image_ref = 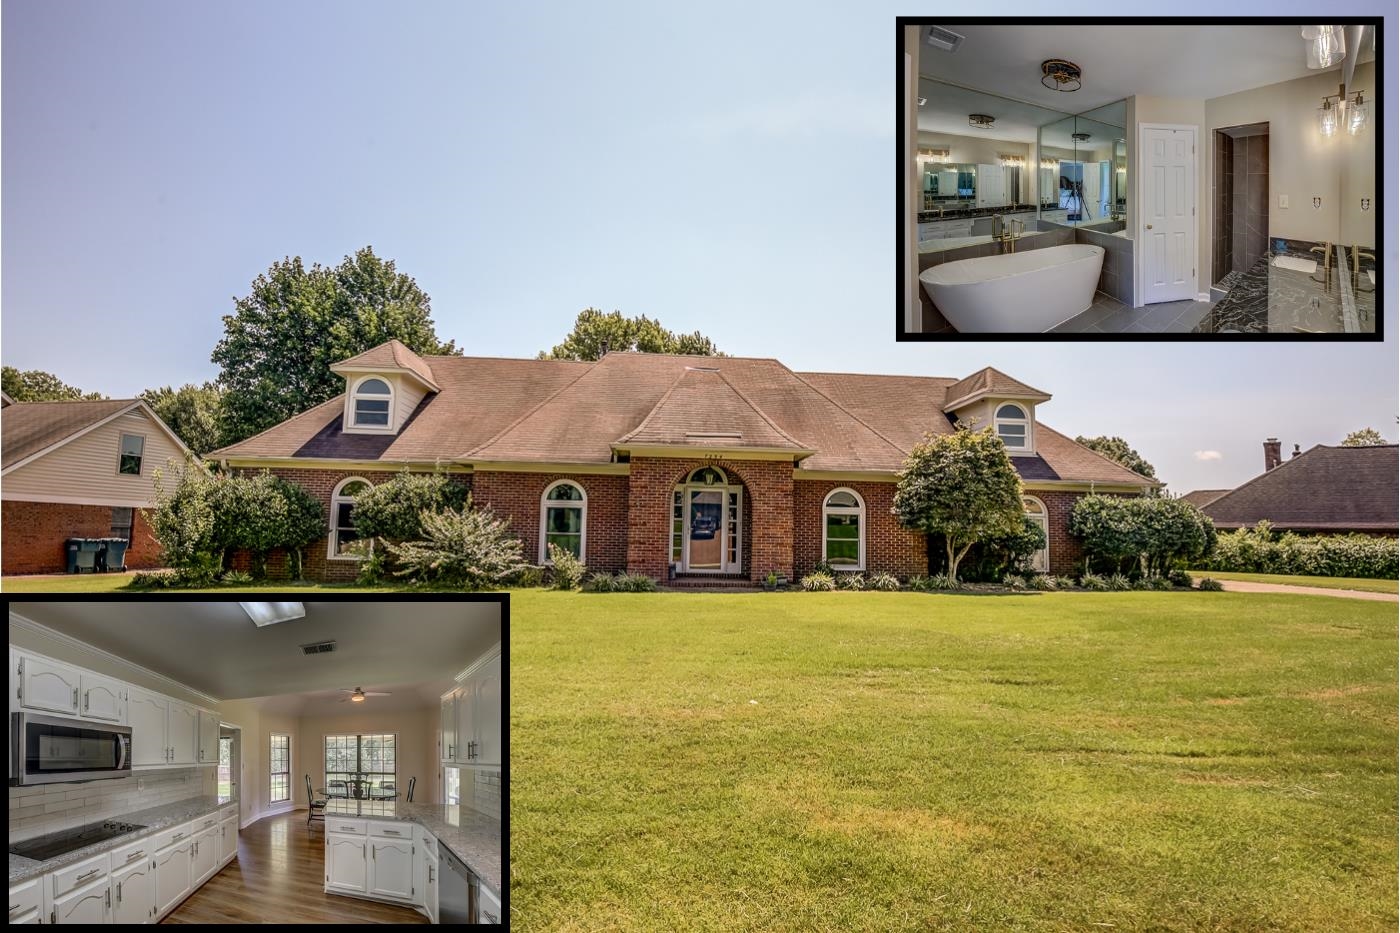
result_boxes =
[67,538,101,573]
[101,538,130,573]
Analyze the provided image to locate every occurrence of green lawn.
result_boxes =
[511,590,1398,932]
[1189,570,1398,594]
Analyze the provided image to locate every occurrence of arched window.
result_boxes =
[994,403,1030,451]
[540,481,586,563]
[351,377,394,429]
[329,478,372,559]
[1023,496,1049,573]
[687,466,727,486]
[823,487,865,570]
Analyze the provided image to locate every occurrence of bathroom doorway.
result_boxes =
[1212,122,1269,289]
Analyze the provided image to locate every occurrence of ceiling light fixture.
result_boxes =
[239,602,306,627]
[968,113,995,129]
[1301,25,1346,69]
[1040,59,1082,92]
[1071,132,1091,142]
[350,693,365,703]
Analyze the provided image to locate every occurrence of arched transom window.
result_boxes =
[540,481,586,563]
[994,403,1030,452]
[1023,496,1049,573]
[351,377,393,429]
[329,478,372,559]
[823,487,866,571]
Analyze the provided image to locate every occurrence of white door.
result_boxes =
[326,834,367,894]
[154,842,191,916]
[113,859,155,924]
[127,688,168,767]
[197,712,218,765]
[51,880,109,924]
[440,693,457,763]
[474,654,502,766]
[19,656,81,715]
[1140,124,1197,303]
[192,827,218,887]
[683,489,727,572]
[369,839,414,900]
[219,816,238,864]
[167,702,199,765]
[79,674,125,723]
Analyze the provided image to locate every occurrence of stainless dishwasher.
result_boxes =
[439,845,475,923]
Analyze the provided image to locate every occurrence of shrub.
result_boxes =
[906,574,931,592]
[1106,573,1132,591]
[146,459,218,571]
[926,573,960,591]
[1079,572,1109,591]
[800,571,836,592]
[220,570,254,586]
[1070,494,1214,577]
[128,569,179,590]
[344,539,388,586]
[1198,577,1225,591]
[383,496,529,588]
[350,471,468,544]
[838,573,866,591]
[1002,573,1027,590]
[172,561,221,589]
[1027,574,1059,591]
[587,571,618,593]
[1149,575,1175,591]
[1207,523,1397,579]
[512,565,546,589]
[547,544,587,590]
[616,572,658,593]
[868,571,900,592]
[1167,568,1194,588]
[957,517,1048,582]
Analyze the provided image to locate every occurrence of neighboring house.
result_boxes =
[1180,489,1229,509]
[1190,438,1399,535]
[210,340,1155,582]
[2,399,194,574]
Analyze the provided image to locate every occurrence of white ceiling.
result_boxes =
[11,601,501,702]
[919,24,1358,111]
[249,681,451,717]
[918,78,1071,143]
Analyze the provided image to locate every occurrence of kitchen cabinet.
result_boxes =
[472,654,502,766]
[112,856,156,924]
[50,878,109,924]
[167,701,199,765]
[478,883,502,924]
[440,691,457,763]
[219,815,238,866]
[8,877,43,926]
[192,825,219,887]
[197,710,219,765]
[127,687,169,767]
[18,655,81,716]
[79,673,126,723]
[369,838,414,901]
[326,833,368,895]
[418,837,438,923]
[154,839,192,917]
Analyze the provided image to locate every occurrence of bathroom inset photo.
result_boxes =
[897,20,1381,337]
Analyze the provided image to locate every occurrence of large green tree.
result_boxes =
[211,247,460,444]
[892,427,1026,581]
[1341,427,1388,447]
[140,383,225,456]
[539,308,721,361]
[2,366,105,402]
[1073,435,1157,479]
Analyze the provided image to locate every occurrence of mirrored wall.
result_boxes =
[1038,101,1126,228]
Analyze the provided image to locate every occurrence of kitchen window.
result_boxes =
[270,734,289,803]
[118,433,145,475]
[324,733,396,797]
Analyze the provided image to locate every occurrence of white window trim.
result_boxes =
[348,375,397,434]
[822,486,866,571]
[269,733,291,805]
[539,480,587,565]
[116,432,146,477]
[328,476,373,561]
[1023,495,1050,573]
[993,402,1033,454]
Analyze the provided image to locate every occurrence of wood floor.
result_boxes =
[162,811,429,924]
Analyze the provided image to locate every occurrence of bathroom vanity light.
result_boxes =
[1040,59,1082,92]
[998,154,1025,166]
[1346,92,1367,135]
[1301,25,1346,69]
[968,113,995,129]
[1317,97,1339,137]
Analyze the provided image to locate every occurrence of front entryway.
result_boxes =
[672,466,742,574]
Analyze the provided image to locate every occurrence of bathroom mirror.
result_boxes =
[1038,101,1127,228]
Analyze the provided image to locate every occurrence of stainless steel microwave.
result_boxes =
[11,712,132,785]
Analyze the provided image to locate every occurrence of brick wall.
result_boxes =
[2,500,161,575]
[793,480,927,578]
[470,471,629,571]
[1027,489,1089,576]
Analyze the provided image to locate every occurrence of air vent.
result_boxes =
[300,641,337,656]
[925,26,964,52]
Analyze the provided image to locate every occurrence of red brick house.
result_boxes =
[2,398,194,574]
[208,340,1157,582]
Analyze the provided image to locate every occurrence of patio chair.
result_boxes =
[305,775,326,831]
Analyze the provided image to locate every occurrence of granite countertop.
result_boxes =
[1196,242,1365,334]
[322,799,502,895]
[9,795,236,884]
[918,203,1038,222]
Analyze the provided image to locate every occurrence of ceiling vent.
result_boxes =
[925,26,964,52]
[300,641,337,656]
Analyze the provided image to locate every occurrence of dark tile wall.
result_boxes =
[1212,132,1233,284]
[1231,133,1269,273]
[1073,225,1134,305]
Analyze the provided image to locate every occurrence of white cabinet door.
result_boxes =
[478,883,502,924]
[113,858,155,924]
[440,693,456,763]
[473,654,502,766]
[455,687,473,764]
[154,842,192,917]
[10,910,40,924]
[50,879,108,924]
[167,701,199,765]
[326,834,367,894]
[218,816,237,865]
[368,839,414,901]
[197,711,219,765]
[192,827,218,887]
[8,876,42,924]
[80,674,126,723]
[18,655,80,716]
[421,846,438,923]
[127,688,169,767]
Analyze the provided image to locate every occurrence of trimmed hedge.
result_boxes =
[1204,522,1398,579]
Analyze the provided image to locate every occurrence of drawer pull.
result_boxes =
[382,829,401,835]
[125,850,145,862]
[76,868,101,882]
[9,904,20,912]
[172,832,186,841]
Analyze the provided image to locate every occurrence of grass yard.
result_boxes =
[0,574,409,593]
[1189,570,1398,595]
[510,590,1398,932]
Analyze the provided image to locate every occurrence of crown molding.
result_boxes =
[449,641,502,693]
[8,611,223,707]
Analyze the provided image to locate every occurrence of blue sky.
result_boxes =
[3,0,1395,492]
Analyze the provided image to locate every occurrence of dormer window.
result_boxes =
[994,403,1031,452]
[351,377,393,429]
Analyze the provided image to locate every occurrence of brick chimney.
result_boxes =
[1292,444,1302,459]
[1263,438,1282,471]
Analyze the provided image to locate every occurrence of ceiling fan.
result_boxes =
[339,687,391,704]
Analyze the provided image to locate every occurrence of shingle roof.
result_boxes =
[330,339,439,390]
[617,367,810,452]
[1180,489,1231,509]
[2,399,140,468]
[1202,444,1399,531]
[942,366,1052,411]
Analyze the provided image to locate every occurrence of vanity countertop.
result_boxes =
[918,204,1039,222]
[1196,242,1371,334]
[322,799,502,895]
[8,795,237,885]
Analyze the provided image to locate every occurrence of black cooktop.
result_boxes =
[9,820,147,862]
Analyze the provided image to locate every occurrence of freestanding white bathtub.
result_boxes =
[919,243,1105,333]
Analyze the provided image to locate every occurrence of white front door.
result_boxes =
[1140,124,1197,304]
[684,489,726,572]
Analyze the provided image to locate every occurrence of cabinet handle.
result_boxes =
[383,829,401,835]
[484,911,499,923]
[125,850,145,862]
[116,881,122,904]
[106,888,111,909]
[76,868,101,882]
[172,832,186,841]
[84,691,89,712]
[73,687,79,707]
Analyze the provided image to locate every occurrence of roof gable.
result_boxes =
[1,399,197,475]
[1203,444,1399,529]
[942,366,1052,411]
[330,339,440,391]
[617,367,810,452]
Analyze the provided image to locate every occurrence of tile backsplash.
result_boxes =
[9,767,216,841]
[469,768,502,819]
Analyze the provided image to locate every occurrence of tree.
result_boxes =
[211,247,460,445]
[1073,435,1157,479]
[1069,494,1214,576]
[145,459,219,575]
[892,427,1025,582]
[538,308,722,361]
[2,366,105,402]
[140,383,225,456]
[1342,427,1387,447]
[350,471,468,543]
